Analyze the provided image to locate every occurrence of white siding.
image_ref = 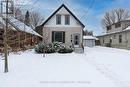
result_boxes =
[98,31,130,50]
[127,31,130,49]
[44,7,82,28]
[99,20,130,50]
[43,5,84,47]
[43,27,83,46]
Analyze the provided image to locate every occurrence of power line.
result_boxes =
[24,0,41,11]
[58,0,95,25]
[14,0,33,8]
[77,0,95,31]
[81,0,95,20]
[14,0,39,11]
[0,0,34,16]
[2,0,41,24]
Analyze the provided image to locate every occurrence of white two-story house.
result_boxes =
[98,20,130,50]
[37,4,85,48]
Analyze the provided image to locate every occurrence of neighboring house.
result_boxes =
[36,4,85,48]
[0,15,42,52]
[97,20,130,50]
[83,36,98,47]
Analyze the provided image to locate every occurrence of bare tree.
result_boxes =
[13,7,24,22]
[10,6,44,30]
[115,8,130,22]
[83,30,93,36]
[102,8,130,29]
[30,11,44,30]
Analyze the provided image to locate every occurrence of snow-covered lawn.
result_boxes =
[0,46,130,87]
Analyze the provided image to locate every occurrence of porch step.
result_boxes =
[74,47,84,53]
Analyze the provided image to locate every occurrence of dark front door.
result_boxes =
[74,34,80,47]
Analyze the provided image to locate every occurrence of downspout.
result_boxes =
[42,25,45,57]
[81,26,84,52]
[42,26,44,43]
[82,28,83,47]
[125,31,127,49]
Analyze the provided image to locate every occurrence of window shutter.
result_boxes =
[63,32,65,43]
[52,31,54,42]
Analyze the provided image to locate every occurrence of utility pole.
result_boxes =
[1,0,14,73]
[4,0,9,73]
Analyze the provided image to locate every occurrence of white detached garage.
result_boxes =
[83,36,98,47]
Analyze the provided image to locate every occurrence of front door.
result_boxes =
[74,34,80,47]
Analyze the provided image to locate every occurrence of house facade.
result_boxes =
[98,20,130,50]
[37,4,85,48]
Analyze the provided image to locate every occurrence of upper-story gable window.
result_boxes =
[65,15,70,25]
[56,14,61,25]
[107,26,111,31]
[115,22,121,28]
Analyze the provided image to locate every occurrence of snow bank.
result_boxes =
[0,47,130,87]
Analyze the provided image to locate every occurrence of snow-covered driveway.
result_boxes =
[0,46,130,87]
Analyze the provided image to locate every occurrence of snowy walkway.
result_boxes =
[0,46,130,87]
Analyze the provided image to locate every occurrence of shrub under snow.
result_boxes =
[35,42,73,54]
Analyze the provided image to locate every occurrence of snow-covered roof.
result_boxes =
[0,16,5,25]
[98,26,130,37]
[83,36,98,40]
[0,14,42,37]
[124,26,130,31]
[41,4,85,28]
[0,16,16,30]
[8,17,42,37]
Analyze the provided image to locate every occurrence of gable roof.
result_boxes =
[8,16,42,37]
[41,4,85,28]
[0,15,16,31]
[0,14,42,37]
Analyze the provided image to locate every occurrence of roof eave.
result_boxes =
[41,4,85,28]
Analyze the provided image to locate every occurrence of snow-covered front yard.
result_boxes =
[0,46,130,87]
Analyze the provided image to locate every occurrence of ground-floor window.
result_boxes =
[52,31,65,43]
[119,35,122,43]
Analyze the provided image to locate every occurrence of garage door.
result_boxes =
[84,40,94,47]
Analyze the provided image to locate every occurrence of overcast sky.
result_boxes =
[1,0,130,35]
